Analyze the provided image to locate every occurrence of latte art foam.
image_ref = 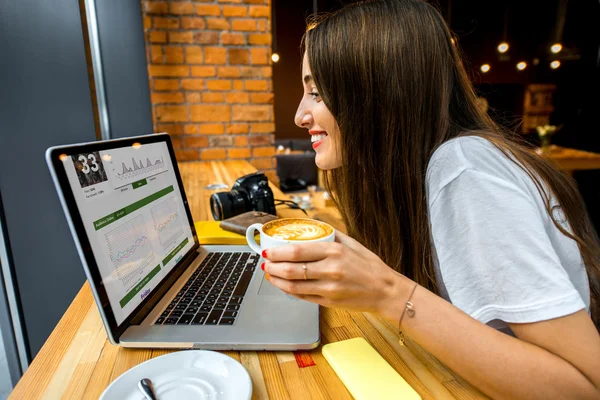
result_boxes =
[263,219,333,241]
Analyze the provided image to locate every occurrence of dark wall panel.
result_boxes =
[94,0,153,138]
[0,0,95,358]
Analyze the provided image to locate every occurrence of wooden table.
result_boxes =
[539,145,600,175]
[10,161,486,399]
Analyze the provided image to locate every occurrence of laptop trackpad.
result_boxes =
[257,275,282,296]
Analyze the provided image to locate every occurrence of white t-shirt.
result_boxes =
[426,136,590,334]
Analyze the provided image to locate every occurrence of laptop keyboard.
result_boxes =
[154,252,259,326]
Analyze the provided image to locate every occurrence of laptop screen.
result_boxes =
[59,140,195,325]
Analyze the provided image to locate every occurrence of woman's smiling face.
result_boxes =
[294,53,342,170]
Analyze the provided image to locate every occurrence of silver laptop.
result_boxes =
[46,133,319,350]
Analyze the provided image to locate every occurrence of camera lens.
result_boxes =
[210,190,247,220]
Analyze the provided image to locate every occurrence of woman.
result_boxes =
[263,0,600,398]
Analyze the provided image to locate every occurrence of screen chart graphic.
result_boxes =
[151,197,184,250]
[104,215,155,290]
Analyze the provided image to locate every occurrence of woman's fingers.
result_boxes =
[267,273,336,297]
[264,258,347,282]
[264,241,343,263]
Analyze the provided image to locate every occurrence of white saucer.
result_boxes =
[100,350,252,400]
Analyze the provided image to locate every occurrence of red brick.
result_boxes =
[249,5,269,17]
[175,149,199,161]
[143,1,168,14]
[200,148,227,160]
[181,79,204,90]
[245,79,268,91]
[169,32,194,44]
[169,2,195,15]
[196,4,221,16]
[184,135,209,148]
[185,92,201,102]
[249,135,272,145]
[151,92,184,104]
[218,67,241,78]
[156,124,184,135]
[150,45,163,63]
[225,92,249,103]
[261,66,272,77]
[228,148,251,159]
[205,47,227,64]
[234,136,249,146]
[222,5,247,17]
[221,33,245,45]
[148,65,189,77]
[154,16,180,29]
[251,123,275,133]
[250,92,273,103]
[233,80,244,90]
[191,66,217,77]
[206,80,232,91]
[240,67,262,77]
[251,48,268,65]
[181,17,206,29]
[248,34,271,45]
[231,19,257,31]
[195,32,219,44]
[199,124,225,134]
[257,20,268,32]
[244,0,267,4]
[202,92,224,103]
[190,105,230,122]
[170,134,183,149]
[250,158,273,170]
[156,105,188,122]
[164,46,184,64]
[209,136,234,147]
[143,15,152,30]
[219,0,243,3]
[154,79,179,91]
[206,18,230,30]
[226,123,249,134]
[228,48,250,64]
[232,105,270,121]
[149,31,167,43]
[184,125,199,134]
[185,47,204,64]
[252,146,275,157]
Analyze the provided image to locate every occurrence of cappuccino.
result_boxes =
[263,219,333,241]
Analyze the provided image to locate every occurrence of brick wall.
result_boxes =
[141,0,277,183]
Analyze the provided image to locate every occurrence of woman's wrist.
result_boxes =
[376,269,416,324]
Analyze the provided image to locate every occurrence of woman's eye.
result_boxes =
[308,92,321,100]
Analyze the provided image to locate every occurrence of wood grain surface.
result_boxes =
[10,161,487,399]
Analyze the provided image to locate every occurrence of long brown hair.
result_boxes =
[304,0,600,327]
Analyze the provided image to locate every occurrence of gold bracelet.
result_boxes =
[398,283,418,346]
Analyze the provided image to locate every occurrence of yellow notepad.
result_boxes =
[322,337,421,400]
[194,221,258,245]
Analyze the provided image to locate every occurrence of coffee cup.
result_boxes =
[245,218,335,255]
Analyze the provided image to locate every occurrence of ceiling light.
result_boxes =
[550,43,562,54]
[271,53,280,63]
[516,62,527,71]
[497,42,509,53]
[550,60,561,69]
[480,64,491,73]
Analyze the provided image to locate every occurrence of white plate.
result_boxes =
[100,350,252,400]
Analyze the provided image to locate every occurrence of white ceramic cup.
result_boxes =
[245,218,335,255]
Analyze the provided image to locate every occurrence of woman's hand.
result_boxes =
[262,230,406,317]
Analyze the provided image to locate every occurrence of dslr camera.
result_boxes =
[210,172,276,220]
